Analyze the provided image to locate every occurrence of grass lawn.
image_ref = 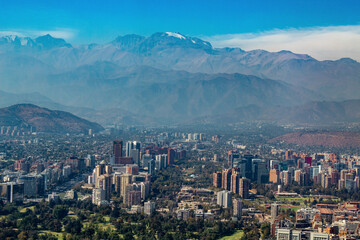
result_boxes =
[83,221,116,231]
[279,206,301,211]
[82,215,116,231]
[68,210,79,219]
[97,222,116,231]
[19,206,35,213]
[219,230,244,240]
[39,230,63,239]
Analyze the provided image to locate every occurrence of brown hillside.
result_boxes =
[270,131,360,148]
[0,104,104,134]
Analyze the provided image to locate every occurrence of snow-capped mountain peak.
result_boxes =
[165,32,186,39]
[0,35,18,43]
[0,35,36,47]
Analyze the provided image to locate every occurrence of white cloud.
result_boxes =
[0,28,76,41]
[205,25,360,61]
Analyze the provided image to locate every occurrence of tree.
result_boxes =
[53,205,68,220]
[39,233,58,240]
[83,225,96,239]
[65,219,82,234]
[265,191,275,200]
[18,214,38,231]
[47,219,62,232]
[123,232,135,240]
[260,222,271,239]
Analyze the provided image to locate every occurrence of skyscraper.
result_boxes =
[230,172,240,194]
[155,154,168,170]
[126,141,141,165]
[130,149,140,166]
[127,190,141,207]
[86,154,96,168]
[97,174,112,201]
[331,169,339,185]
[239,177,250,199]
[142,154,153,167]
[269,169,280,184]
[281,170,292,185]
[125,141,134,157]
[213,171,222,188]
[243,154,254,179]
[18,176,37,197]
[233,198,242,219]
[271,203,279,223]
[167,148,175,165]
[95,163,106,188]
[222,169,232,190]
[285,150,293,160]
[92,188,106,206]
[305,156,313,166]
[113,140,123,164]
[294,170,302,183]
[114,174,121,193]
[120,173,132,198]
[228,150,240,167]
[252,159,268,183]
[148,159,155,176]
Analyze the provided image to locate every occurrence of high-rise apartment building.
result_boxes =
[213,171,222,188]
[230,172,240,194]
[233,198,242,219]
[144,201,156,215]
[239,177,250,199]
[222,169,232,190]
[217,190,232,208]
[92,188,106,206]
[269,169,280,184]
[120,173,132,198]
[127,190,141,207]
[271,203,279,223]
[97,174,112,201]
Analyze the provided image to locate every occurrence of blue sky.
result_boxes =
[1,0,360,60]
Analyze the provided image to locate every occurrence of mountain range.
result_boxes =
[0,32,359,125]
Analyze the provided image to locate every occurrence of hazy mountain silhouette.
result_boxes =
[1,32,359,124]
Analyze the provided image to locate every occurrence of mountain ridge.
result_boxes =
[0,104,104,134]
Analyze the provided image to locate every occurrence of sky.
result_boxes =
[1,0,360,60]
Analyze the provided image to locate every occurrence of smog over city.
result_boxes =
[0,1,359,239]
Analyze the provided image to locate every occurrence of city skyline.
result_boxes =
[0,1,360,239]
